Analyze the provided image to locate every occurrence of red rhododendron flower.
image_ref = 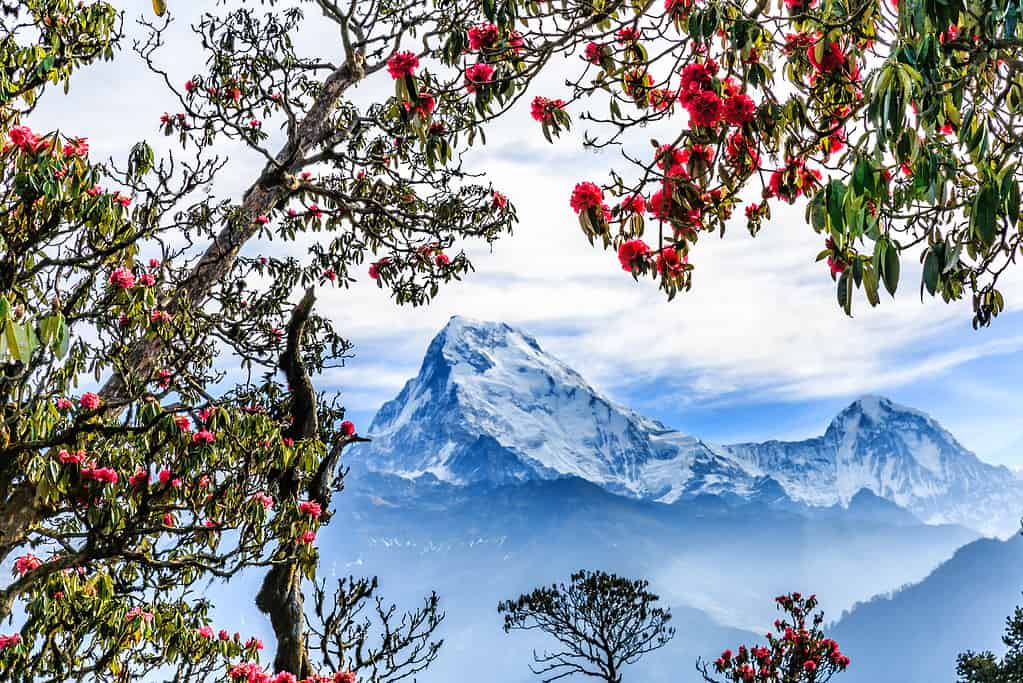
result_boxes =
[722,93,756,125]
[14,554,42,576]
[686,90,723,127]
[464,63,494,93]
[678,62,715,104]
[648,189,672,221]
[81,466,118,484]
[62,138,89,157]
[197,626,214,639]
[492,191,508,210]
[8,125,39,152]
[253,491,274,509]
[435,253,451,267]
[56,397,73,410]
[768,158,821,202]
[193,430,216,445]
[59,448,86,465]
[807,41,846,73]
[109,266,135,289]
[785,0,818,10]
[0,634,21,650]
[680,144,714,166]
[386,51,419,79]
[584,42,606,64]
[79,392,101,410]
[403,91,436,119]
[297,530,317,545]
[129,468,149,487]
[340,420,356,436]
[725,132,760,173]
[299,501,322,518]
[828,255,846,275]
[530,96,567,123]
[618,239,651,271]
[467,23,500,51]
[666,0,694,17]
[570,182,604,214]
[620,194,646,215]
[368,258,390,280]
[616,26,640,43]
[656,246,686,274]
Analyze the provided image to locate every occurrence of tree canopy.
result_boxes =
[498,569,675,682]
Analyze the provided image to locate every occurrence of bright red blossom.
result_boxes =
[386,51,419,79]
[686,90,723,127]
[530,96,567,123]
[108,266,135,289]
[14,554,42,576]
[584,42,605,64]
[722,93,756,125]
[464,63,495,92]
[570,182,604,214]
[299,501,322,519]
[618,239,650,271]
[467,23,499,51]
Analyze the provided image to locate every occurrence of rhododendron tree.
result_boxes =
[700,593,850,683]
[533,0,1023,327]
[498,570,675,682]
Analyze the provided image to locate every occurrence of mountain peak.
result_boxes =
[355,319,1022,536]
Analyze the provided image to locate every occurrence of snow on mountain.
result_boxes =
[354,316,749,501]
[350,317,1022,535]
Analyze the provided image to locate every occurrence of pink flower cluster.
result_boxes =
[81,465,118,485]
[299,501,322,519]
[530,96,567,124]
[464,63,494,93]
[386,51,419,80]
[14,553,42,576]
[253,492,274,510]
[0,634,20,650]
[59,448,87,465]
[125,606,154,623]
[228,663,356,683]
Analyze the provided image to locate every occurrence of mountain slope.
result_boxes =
[350,317,1021,535]
[832,534,1023,683]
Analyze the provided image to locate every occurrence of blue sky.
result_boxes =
[30,2,1023,468]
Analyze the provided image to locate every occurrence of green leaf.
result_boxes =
[863,266,881,307]
[972,184,997,247]
[882,242,900,296]
[922,249,939,296]
[837,269,853,316]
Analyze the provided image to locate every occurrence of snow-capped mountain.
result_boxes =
[350,317,1021,535]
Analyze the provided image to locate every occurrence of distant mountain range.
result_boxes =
[350,316,1022,536]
